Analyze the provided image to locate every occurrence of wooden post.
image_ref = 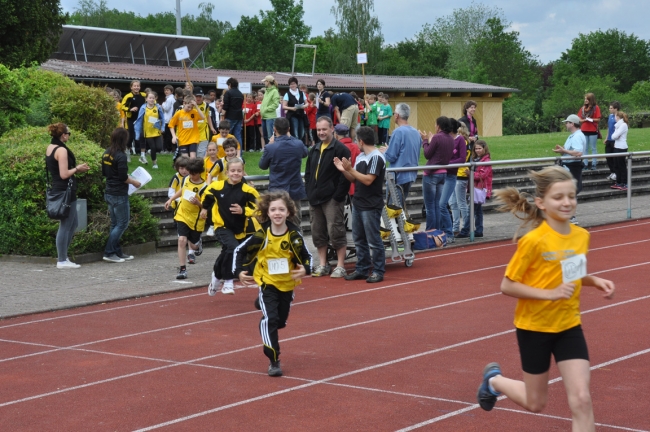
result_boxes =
[362,63,367,97]
[181,60,192,91]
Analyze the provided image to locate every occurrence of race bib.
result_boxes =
[379,110,384,116]
[267,258,289,275]
[217,137,225,146]
[561,254,587,283]
[182,120,193,129]
[182,190,196,201]
[147,116,158,124]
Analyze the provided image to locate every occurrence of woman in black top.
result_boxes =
[45,123,90,269]
[283,76,308,140]
[316,79,332,119]
[101,128,141,263]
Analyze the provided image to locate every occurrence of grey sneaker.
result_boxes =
[312,264,331,277]
[139,154,148,164]
[268,361,283,377]
[177,268,188,280]
[117,252,134,261]
[330,266,347,278]
[477,362,502,411]
[194,238,203,256]
[103,254,125,263]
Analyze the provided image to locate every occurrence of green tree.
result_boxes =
[329,0,383,74]
[380,34,449,77]
[553,29,650,93]
[0,0,67,68]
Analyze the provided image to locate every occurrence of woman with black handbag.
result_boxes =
[45,123,90,269]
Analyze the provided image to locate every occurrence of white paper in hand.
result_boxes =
[561,254,587,284]
[128,166,152,195]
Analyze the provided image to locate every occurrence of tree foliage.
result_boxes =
[553,29,650,93]
[0,0,67,68]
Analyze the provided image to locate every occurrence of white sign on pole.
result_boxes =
[357,53,368,64]
[239,82,252,94]
[217,76,230,89]
[174,46,190,61]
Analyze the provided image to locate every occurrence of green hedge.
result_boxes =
[0,127,158,257]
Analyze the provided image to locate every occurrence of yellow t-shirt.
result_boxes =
[143,105,162,138]
[168,109,200,146]
[168,172,184,211]
[196,102,211,142]
[210,134,241,159]
[202,156,221,182]
[505,221,590,333]
[116,102,125,127]
[174,177,208,232]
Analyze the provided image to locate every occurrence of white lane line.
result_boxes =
[494,407,649,432]
[590,221,650,233]
[0,292,206,329]
[394,348,650,432]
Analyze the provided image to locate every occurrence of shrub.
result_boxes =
[0,64,28,136]
[14,65,77,99]
[49,84,119,148]
[0,127,158,257]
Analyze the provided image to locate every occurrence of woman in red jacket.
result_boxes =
[458,140,492,238]
[578,93,601,171]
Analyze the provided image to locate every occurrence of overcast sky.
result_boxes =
[60,0,650,64]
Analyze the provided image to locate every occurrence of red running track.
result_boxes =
[1,220,649,431]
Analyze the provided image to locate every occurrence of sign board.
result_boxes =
[239,82,252,94]
[217,76,230,89]
[174,46,190,61]
[357,53,368,64]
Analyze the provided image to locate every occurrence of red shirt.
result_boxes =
[305,101,317,129]
[255,102,262,125]
[339,137,360,196]
[244,102,258,127]
[577,105,601,133]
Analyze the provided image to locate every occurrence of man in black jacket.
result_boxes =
[304,116,351,278]
[221,78,244,146]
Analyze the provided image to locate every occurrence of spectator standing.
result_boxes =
[376,94,393,145]
[221,78,244,146]
[45,123,91,269]
[365,94,379,141]
[161,85,176,154]
[282,77,308,140]
[334,124,361,198]
[553,114,585,225]
[256,90,265,150]
[457,140,492,238]
[305,93,318,146]
[439,118,468,242]
[380,103,421,208]
[330,92,360,139]
[577,93,601,171]
[459,100,479,146]
[101,128,142,263]
[610,111,629,191]
[243,93,259,152]
[604,101,621,181]
[334,126,386,284]
[304,117,351,278]
[452,124,472,235]
[259,117,308,228]
[316,79,332,119]
[260,75,280,144]
[420,117,454,231]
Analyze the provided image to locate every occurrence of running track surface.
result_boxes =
[1,220,649,432]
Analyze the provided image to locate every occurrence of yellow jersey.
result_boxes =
[168,109,200,146]
[174,177,208,232]
[202,156,221,182]
[210,134,241,159]
[143,105,162,138]
[168,172,184,211]
[505,221,590,333]
[196,102,211,141]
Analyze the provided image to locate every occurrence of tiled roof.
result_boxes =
[41,59,517,93]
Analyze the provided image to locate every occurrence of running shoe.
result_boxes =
[208,279,220,296]
[195,238,203,256]
[206,226,215,236]
[330,266,347,278]
[57,259,81,269]
[477,362,502,411]
[618,184,628,191]
[177,268,188,280]
[139,155,148,164]
[268,361,283,377]
[187,253,196,264]
[152,163,158,169]
[312,264,331,277]
[103,254,125,263]
[117,252,134,261]
[221,282,235,295]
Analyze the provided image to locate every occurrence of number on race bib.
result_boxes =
[267,258,289,275]
[182,120,193,129]
[561,254,587,283]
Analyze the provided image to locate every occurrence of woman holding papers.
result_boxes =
[101,128,142,263]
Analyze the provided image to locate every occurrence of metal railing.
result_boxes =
[387,151,650,241]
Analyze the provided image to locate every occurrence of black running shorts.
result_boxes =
[516,325,589,375]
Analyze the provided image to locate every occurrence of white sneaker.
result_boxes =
[57,259,80,269]
[611,173,617,181]
[208,274,221,296]
[221,282,235,295]
[206,226,215,236]
[139,155,148,164]
[152,163,158,169]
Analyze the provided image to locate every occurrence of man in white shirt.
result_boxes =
[553,114,585,224]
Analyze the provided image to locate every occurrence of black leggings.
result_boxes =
[213,228,243,281]
[127,119,141,153]
[145,136,163,161]
[612,147,628,185]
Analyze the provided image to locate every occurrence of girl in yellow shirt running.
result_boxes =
[477,166,615,431]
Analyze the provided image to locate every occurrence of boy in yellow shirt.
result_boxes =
[168,96,205,159]
[210,119,241,159]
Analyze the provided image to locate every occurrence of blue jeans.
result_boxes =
[56,201,78,262]
[263,118,275,144]
[352,206,385,276]
[453,178,469,233]
[459,202,484,236]
[439,174,457,238]
[289,116,305,140]
[229,119,243,148]
[104,194,130,256]
[422,173,446,231]
[583,134,598,168]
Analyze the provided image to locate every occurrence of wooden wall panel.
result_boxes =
[481,102,502,137]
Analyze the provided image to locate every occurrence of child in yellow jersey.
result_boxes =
[235,190,312,377]
[112,89,124,129]
[121,80,147,156]
[168,156,190,214]
[164,158,207,280]
[134,92,165,168]
[210,119,241,159]
[202,142,220,182]
[200,158,259,295]
[168,95,205,159]
[207,138,248,184]
[476,166,615,430]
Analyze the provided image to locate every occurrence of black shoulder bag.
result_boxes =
[45,151,74,220]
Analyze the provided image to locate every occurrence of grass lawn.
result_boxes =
[131,128,650,190]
